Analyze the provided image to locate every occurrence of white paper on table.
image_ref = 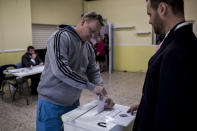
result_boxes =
[113,112,136,126]
[97,96,106,113]
[99,105,136,127]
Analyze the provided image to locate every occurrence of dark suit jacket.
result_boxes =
[22,52,43,67]
[133,23,197,131]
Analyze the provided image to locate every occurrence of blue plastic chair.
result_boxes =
[0,64,17,99]
[16,62,22,69]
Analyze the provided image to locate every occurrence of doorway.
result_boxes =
[90,24,114,74]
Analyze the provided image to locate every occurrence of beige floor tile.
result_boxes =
[0,71,146,131]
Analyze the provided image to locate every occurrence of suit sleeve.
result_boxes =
[22,54,36,67]
[152,49,193,131]
[47,31,95,91]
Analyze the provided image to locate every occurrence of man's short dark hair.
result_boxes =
[82,12,104,26]
[27,46,35,51]
[147,0,184,16]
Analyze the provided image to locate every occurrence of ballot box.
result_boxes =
[62,100,136,131]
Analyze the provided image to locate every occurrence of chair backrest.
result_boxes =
[0,64,17,88]
[16,62,22,69]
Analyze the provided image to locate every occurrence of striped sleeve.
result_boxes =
[47,29,95,91]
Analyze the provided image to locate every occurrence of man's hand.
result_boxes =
[127,104,139,115]
[32,53,37,59]
[104,98,115,110]
[39,62,44,66]
[93,86,107,100]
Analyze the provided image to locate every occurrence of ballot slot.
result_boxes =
[62,101,97,122]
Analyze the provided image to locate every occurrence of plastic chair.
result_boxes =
[1,64,30,104]
[0,64,17,100]
[16,62,22,69]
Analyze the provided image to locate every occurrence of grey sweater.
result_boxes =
[37,25,103,106]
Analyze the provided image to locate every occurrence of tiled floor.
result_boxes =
[0,71,146,131]
[81,71,145,106]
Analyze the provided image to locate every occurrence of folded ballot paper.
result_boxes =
[97,96,106,113]
[62,100,136,131]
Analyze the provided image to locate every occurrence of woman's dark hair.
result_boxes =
[27,46,35,51]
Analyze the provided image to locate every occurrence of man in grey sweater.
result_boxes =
[36,12,109,131]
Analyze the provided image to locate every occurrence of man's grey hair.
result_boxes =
[82,12,105,26]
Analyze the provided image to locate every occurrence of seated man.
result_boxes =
[22,46,43,94]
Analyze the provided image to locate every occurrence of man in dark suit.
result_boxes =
[128,0,197,131]
[22,46,43,67]
[22,46,43,94]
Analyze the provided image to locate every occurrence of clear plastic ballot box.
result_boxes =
[62,100,136,131]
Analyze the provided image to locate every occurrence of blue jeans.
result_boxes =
[36,98,79,131]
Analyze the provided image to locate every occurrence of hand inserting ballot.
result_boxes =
[93,86,107,100]
[104,97,115,110]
